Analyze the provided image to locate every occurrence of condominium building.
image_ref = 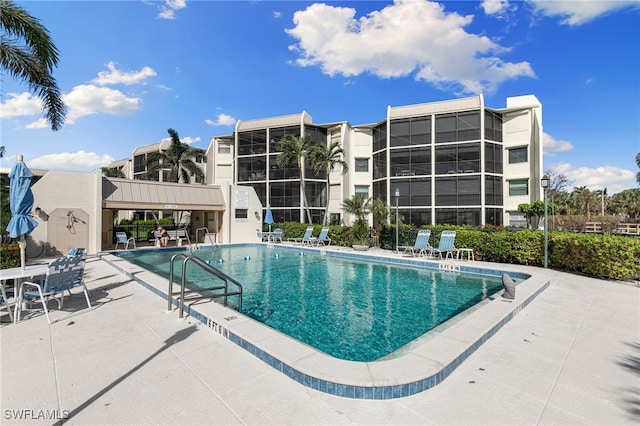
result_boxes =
[207,94,543,228]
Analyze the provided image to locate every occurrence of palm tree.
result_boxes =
[308,141,348,225]
[341,195,371,244]
[369,197,389,247]
[635,152,640,185]
[277,134,312,223]
[573,186,596,220]
[1,1,67,130]
[146,128,205,184]
[101,167,125,178]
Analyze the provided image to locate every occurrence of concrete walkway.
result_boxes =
[1,255,638,425]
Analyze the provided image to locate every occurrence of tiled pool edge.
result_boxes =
[99,248,550,400]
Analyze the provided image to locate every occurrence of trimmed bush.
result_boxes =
[279,222,639,282]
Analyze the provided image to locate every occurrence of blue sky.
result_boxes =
[1,0,639,195]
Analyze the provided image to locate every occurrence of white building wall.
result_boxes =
[502,95,543,226]
[343,126,374,226]
[207,137,235,186]
[29,170,102,256]
[218,183,263,243]
[326,124,350,224]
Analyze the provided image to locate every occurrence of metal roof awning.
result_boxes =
[102,178,226,211]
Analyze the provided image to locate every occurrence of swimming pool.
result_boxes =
[104,244,548,399]
[116,245,525,362]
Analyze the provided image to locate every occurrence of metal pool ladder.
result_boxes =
[195,227,217,251]
[168,253,243,318]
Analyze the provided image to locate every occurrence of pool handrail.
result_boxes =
[168,254,243,318]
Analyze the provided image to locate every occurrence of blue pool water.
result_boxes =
[118,246,517,362]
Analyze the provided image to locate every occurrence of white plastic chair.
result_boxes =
[115,232,135,249]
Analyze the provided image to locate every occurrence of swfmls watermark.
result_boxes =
[4,409,69,420]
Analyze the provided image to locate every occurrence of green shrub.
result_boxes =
[550,233,640,281]
[1,243,21,269]
[280,222,639,282]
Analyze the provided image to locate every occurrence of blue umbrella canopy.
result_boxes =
[6,157,38,238]
[264,205,274,231]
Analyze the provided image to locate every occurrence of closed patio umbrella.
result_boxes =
[264,205,274,232]
[6,155,38,270]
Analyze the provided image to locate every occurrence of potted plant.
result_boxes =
[341,195,372,250]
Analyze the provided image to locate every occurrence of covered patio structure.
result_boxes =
[101,178,226,248]
[28,171,244,256]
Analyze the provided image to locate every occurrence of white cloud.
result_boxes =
[481,0,510,15]
[25,118,49,129]
[527,0,640,26]
[30,150,115,172]
[552,162,637,194]
[63,84,141,123]
[1,63,150,129]
[274,11,282,19]
[157,0,186,20]
[92,62,157,86]
[0,92,43,119]
[543,132,573,155]
[205,113,237,127]
[285,0,535,94]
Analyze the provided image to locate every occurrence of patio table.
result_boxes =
[0,264,48,323]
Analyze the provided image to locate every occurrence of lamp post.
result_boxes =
[395,188,400,254]
[541,175,550,268]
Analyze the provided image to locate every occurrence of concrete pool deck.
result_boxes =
[1,249,639,425]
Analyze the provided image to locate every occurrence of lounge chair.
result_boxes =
[115,232,135,249]
[288,226,314,244]
[397,229,431,256]
[308,227,331,246]
[17,255,92,324]
[425,230,456,260]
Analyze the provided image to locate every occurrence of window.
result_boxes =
[484,110,503,142]
[485,142,503,173]
[235,209,248,219]
[485,175,503,205]
[509,212,527,228]
[435,176,481,206]
[355,185,369,198]
[133,154,146,173]
[435,111,480,143]
[355,158,369,172]
[508,179,529,196]
[509,147,528,163]
[218,143,231,154]
[373,152,386,179]
[485,208,503,226]
[373,122,387,152]
[435,143,480,174]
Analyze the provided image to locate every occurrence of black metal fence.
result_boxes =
[113,224,186,243]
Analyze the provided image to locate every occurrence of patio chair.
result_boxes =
[115,232,135,249]
[1,283,14,322]
[397,229,431,257]
[288,226,314,244]
[17,255,92,324]
[425,230,456,260]
[67,247,86,257]
[308,227,331,246]
[272,228,284,243]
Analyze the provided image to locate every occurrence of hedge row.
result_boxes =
[277,223,639,282]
